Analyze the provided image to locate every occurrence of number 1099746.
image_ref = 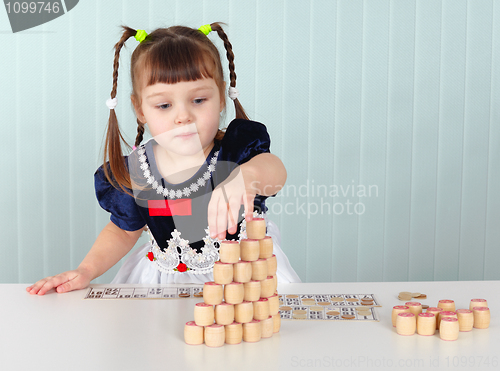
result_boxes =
[5,2,60,14]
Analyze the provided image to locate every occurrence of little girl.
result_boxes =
[27,23,300,295]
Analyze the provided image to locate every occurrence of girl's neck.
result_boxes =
[153,141,214,185]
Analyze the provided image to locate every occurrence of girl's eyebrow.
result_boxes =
[146,86,213,100]
[189,85,214,92]
[146,91,169,99]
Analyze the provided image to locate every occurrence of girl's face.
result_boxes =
[134,77,224,158]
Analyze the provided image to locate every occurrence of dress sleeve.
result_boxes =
[219,119,271,164]
[218,119,277,205]
[94,165,146,231]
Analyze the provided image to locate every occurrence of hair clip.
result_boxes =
[135,29,148,43]
[198,24,212,35]
[106,97,118,110]
[228,87,239,100]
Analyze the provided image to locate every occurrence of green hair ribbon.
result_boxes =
[135,29,148,43]
[198,24,212,35]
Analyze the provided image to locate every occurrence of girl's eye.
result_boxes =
[193,98,206,104]
[157,103,171,109]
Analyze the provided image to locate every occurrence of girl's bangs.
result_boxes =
[143,42,218,86]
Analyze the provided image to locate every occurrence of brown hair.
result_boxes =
[103,22,248,192]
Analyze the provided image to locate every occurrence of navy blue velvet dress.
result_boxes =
[94,119,301,284]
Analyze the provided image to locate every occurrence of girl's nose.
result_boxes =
[174,104,192,124]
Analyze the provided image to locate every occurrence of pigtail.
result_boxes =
[103,26,137,191]
[135,119,145,148]
[210,22,249,121]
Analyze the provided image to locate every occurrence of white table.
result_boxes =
[1,281,498,371]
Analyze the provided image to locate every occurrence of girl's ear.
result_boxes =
[131,95,146,123]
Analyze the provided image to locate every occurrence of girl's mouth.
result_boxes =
[176,132,196,139]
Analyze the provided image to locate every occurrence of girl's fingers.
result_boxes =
[27,269,90,296]
[30,281,52,296]
[37,275,68,296]
[207,192,221,238]
[28,272,73,295]
[56,275,80,293]
[36,283,55,296]
[216,194,229,240]
[227,196,241,235]
[208,169,255,239]
[243,194,255,222]
[27,278,51,295]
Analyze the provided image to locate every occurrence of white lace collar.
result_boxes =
[136,143,219,199]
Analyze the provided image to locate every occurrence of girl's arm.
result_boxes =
[208,152,287,240]
[26,221,144,295]
[241,152,287,198]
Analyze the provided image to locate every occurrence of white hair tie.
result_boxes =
[106,97,118,110]
[228,87,239,100]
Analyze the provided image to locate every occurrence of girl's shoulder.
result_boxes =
[94,158,145,231]
[218,119,271,164]
[222,118,269,138]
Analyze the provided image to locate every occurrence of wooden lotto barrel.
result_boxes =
[243,319,262,342]
[219,240,240,263]
[233,261,252,283]
[417,313,436,336]
[240,239,260,262]
[392,305,410,327]
[440,317,459,341]
[205,324,225,347]
[396,312,416,336]
[202,282,223,305]
[213,261,233,285]
[473,307,490,329]
[194,303,214,326]
[260,316,274,338]
[456,309,474,332]
[246,218,266,239]
[225,322,243,345]
[184,321,204,345]
[259,236,273,259]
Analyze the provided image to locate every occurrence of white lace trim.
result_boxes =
[147,211,265,274]
[149,228,219,274]
[136,145,219,199]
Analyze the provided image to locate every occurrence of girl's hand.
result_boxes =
[208,165,256,240]
[26,266,94,296]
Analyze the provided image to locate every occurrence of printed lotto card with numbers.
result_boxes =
[279,294,381,321]
[84,285,204,300]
